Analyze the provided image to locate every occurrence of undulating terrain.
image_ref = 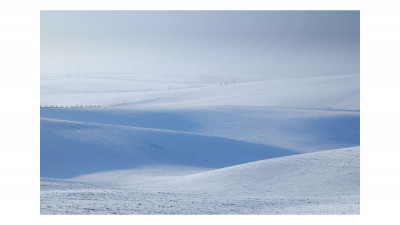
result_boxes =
[40,73,360,214]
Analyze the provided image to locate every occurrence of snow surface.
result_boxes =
[41,74,359,110]
[41,147,359,214]
[41,106,359,153]
[40,73,360,214]
[41,117,297,178]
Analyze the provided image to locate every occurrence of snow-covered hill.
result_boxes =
[41,106,359,153]
[164,146,360,197]
[41,74,359,110]
[132,74,360,110]
[41,147,359,214]
[40,73,360,214]
[41,117,297,178]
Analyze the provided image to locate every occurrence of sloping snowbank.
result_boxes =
[41,118,297,178]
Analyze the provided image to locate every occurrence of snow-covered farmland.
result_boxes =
[40,73,360,214]
[41,147,359,215]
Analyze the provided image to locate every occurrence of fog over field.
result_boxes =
[41,11,359,79]
[40,10,360,214]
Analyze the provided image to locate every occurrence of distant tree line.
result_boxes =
[219,80,236,87]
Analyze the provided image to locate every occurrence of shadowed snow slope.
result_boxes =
[41,106,359,153]
[41,118,297,178]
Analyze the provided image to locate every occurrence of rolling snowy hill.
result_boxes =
[41,147,359,214]
[40,73,360,214]
[41,74,359,110]
[41,117,297,178]
[41,106,359,153]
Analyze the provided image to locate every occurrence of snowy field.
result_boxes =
[40,73,360,214]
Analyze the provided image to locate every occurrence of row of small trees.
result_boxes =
[40,105,101,108]
[219,80,236,86]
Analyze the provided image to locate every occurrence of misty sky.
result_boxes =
[41,11,359,79]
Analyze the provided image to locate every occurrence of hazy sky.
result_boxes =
[41,11,359,79]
